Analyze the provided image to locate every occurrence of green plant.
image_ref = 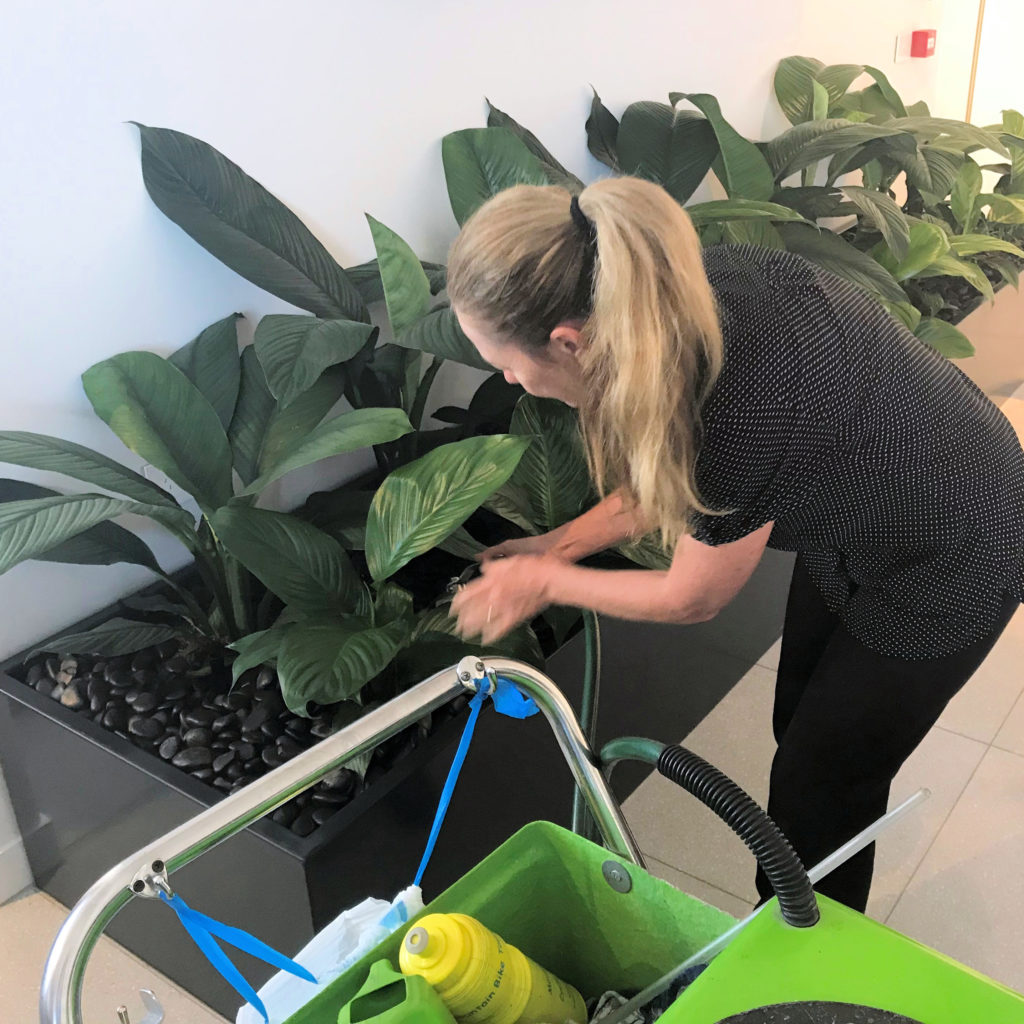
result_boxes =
[445,66,1024,360]
[0,312,545,715]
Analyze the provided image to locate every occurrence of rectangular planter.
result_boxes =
[0,549,792,1018]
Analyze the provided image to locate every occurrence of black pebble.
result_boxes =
[212,750,236,773]
[163,655,190,675]
[311,788,348,806]
[284,718,310,739]
[230,740,256,760]
[132,668,160,688]
[260,719,284,740]
[86,678,109,703]
[226,762,247,781]
[182,707,217,729]
[191,767,214,782]
[182,727,213,747]
[128,716,163,741]
[272,803,300,827]
[212,778,233,792]
[212,712,237,733]
[277,736,303,760]
[256,668,275,690]
[242,705,269,733]
[159,735,181,760]
[291,810,317,837]
[226,692,249,710]
[26,663,45,685]
[261,747,285,769]
[130,691,159,714]
[311,805,336,826]
[172,747,213,770]
[321,767,358,796]
[162,682,189,703]
[34,678,53,695]
[105,667,131,689]
[102,706,128,732]
[310,719,334,740]
[156,640,178,660]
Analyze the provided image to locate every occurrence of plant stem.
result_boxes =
[195,519,240,641]
[222,549,256,636]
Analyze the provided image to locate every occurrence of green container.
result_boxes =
[284,821,1024,1024]
[337,959,455,1024]
[284,821,734,1024]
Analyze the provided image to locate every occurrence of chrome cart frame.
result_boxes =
[40,656,643,1024]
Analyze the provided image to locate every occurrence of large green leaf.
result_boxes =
[366,216,432,335]
[826,133,920,187]
[441,128,549,227]
[617,533,673,570]
[135,124,366,321]
[767,121,912,181]
[817,64,867,106]
[168,314,241,432]
[671,94,773,200]
[722,219,785,249]
[981,193,1024,223]
[873,221,950,281]
[921,148,967,201]
[772,186,844,220]
[31,617,181,658]
[685,199,807,225]
[486,100,583,190]
[211,505,360,613]
[913,317,975,358]
[0,479,161,571]
[917,254,995,302]
[985,254,1021,289]
[278,620,407,715]
[0,431,178,508]
[344,259,447,305]
[0,494,160,574]
[484,482,538,534]
[508,397,593,532]
[366,435,531,581]
[391,306,493,372]
[82,351,233,511]
[253,315,372,409]
[228,350,349,485]
[886,118,1008,158]
[840,186,911,261]
[862,66,908,118]
[585,88,621,171]
[777,224,907,304]
[950,161,983,233]
[616,103,717,205]
[242,407,412,495]
[773,56,826,125]
[1001,110,1024,187]
[948,234,1024,260]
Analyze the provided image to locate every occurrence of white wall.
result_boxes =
[972,0,1024,125]
[0,0,981,895]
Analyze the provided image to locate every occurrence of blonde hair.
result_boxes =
[447,177,724,546]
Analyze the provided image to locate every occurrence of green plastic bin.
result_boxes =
[283,820,734,1023]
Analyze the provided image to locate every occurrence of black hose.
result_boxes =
[657,744,819,928]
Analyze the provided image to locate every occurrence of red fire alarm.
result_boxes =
[911,29,937,58]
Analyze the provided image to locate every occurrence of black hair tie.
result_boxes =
[569,194,597,248]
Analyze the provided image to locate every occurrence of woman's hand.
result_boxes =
[451,554,555,645]
[477,533,562,563]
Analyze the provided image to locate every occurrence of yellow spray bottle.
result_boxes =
[398,912,587,1024]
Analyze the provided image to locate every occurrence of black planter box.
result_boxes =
[0,549,792,1018]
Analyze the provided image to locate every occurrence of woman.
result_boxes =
[447,177,1024,913]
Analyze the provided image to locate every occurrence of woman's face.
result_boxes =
[456,309,587,408]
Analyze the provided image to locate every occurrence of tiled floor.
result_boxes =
[0,888,229,1023]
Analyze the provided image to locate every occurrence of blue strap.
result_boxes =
[414,675,538,887]
[159,890,316,1022]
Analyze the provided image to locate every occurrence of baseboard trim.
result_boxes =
[0,834,33,903]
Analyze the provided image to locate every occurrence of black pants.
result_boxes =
[754,556,1019,913]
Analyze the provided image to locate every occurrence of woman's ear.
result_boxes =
[549,322,586,358]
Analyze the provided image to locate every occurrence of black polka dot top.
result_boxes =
[691,245,1024,660]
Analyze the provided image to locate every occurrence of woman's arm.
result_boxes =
[452,521,774,644]
[481,488,650,562]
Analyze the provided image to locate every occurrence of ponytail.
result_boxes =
[447,177,724,546]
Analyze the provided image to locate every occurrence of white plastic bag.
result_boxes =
[235,885,424,1024]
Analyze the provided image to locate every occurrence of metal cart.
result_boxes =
[39,652,1024,1024]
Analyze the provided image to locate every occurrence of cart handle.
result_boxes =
[40,658,642,1024]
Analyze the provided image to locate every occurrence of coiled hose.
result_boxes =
[657,744,820,928]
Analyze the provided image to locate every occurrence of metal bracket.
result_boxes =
[128,860,172,901]
[456,655,496,695]
[115,989,164,1024]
